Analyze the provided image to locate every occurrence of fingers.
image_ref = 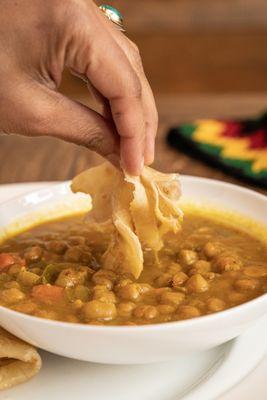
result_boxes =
[11,81,120,164]
[94,5,158,165]
[66,5,146,175]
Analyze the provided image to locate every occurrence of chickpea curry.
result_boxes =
[0,211,266,325]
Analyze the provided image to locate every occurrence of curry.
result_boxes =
[0,211,266,325]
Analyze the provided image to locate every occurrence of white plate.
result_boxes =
[2,318,266,400]
[0,182,266,400]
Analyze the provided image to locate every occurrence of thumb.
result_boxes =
[21,83,120,161]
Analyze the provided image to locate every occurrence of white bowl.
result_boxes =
[0,177,266,364]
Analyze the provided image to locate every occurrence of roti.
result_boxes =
[71,163,183,278]
[0,327,41,390]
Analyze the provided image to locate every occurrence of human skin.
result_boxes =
[0,0,158,175]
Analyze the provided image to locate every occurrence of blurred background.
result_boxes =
[1,0,267,190]
[62,0,267,95]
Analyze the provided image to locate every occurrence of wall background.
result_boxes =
[61,0,267,96]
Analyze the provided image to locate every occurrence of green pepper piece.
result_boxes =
[42,264,62,284]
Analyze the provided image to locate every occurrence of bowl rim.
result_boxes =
[0,293,266,332]
[0,175,266,205]
[0,176,266,332]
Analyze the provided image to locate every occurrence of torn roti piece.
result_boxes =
[140,168,183,236]
[0,328,41,390]
[103,180,144,279]
[71,162,183,278]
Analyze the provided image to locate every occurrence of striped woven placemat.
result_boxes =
[167,113,267,187]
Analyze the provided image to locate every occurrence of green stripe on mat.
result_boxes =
[176,127,267,179]
[222,157,267,179]
[197,143,222,157]
[179,124,196,139]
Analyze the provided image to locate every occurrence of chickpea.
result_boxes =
[222,270,239,279]
[24,245,43,262]
[228,291,247,303]
[12,301,37,314]
[74,285,90,302]
[189,260,211,276]
[65,314,79,323]
[55,267,88,288]
[17,269,40,287]
[243,265,267,278]
[92,270,116,289]
[173,286,187,293]
[207,298,225,312]
[35,309,58,320]
[4,280,21,289]
[0,288,25,304]
[178,305,201,319]
[133,305,158,320]
[92,277,113,290]
[203,242,221,259]
[188,298,205,309]
[80,251,92,264]
[172,272,188,288]
[64,246,83,262]
[214,255,242,272]
[8,263,22,277]
[157,304,176,315]
[179,250,198,266]
[93,288,116,304]
[153,287,171,298]
[83,300,117,321]
[205,272,216,281]
[186,274,209,293]
[93,284,109,292]
[117,302,136,317]
[166,263,182,274]
[114,278,133,291]
[117,284,140,301]
[137,283,152,294]
[68,236,86,246]
[46,240,67,255]
[234,278,258,291]
[160,291,185,306]
[72,299,84,310]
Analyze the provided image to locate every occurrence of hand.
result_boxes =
[0,0,158,175]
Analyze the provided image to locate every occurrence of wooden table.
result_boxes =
[0,93,266,196]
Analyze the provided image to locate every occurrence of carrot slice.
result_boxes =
[31,285,64,303]
[0,253,16,271]
[0,253,25,271]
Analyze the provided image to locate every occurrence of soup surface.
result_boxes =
[0,212,266,325]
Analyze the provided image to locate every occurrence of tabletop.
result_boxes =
[0,93,267,196]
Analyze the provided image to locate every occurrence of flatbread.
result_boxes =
[102,178,144,278]
[72,163,183,278]
[0,327,41,390]
[141,167,183,236]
